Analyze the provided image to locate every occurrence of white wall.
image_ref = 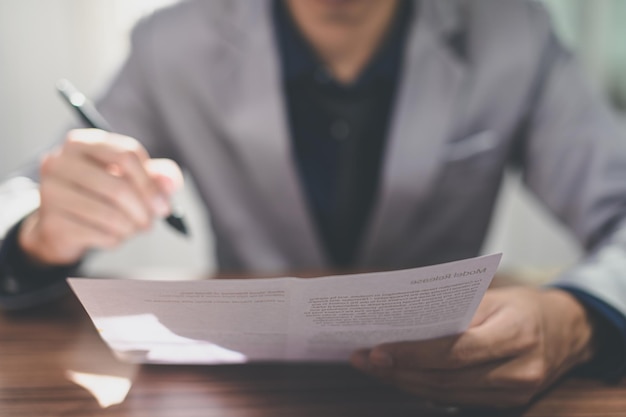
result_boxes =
[1,0,611,279]
[0,0,212,277]
[482,173,581,276]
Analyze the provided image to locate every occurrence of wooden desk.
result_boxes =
[0,289,624,417]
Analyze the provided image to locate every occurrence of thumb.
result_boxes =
[144,159,184,197]
[469,290,500,328]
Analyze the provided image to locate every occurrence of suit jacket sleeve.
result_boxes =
[519,6,626,316]
[516,3,626,375]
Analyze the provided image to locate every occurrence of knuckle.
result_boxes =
[516,323,542,353]
[112,135,146,158]
[137,217,153,232]
[38,182,55,203]
[118,149,141,168]
[125,138,148,159]
[107,182,133,205]
[39,217,60,239]
[39,155,53,176]
[514,361,547,390]
[447,346,472,368]
[128,216,147,235]
[137,210,153,229]
[64,130,86,148]
[126,139,143,153]
[39,152,61,177]
[65,129,81,142]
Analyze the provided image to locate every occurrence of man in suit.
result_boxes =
[1,0,625,408]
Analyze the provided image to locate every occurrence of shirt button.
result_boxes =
[3,275,20,294]
[330,120,350,140]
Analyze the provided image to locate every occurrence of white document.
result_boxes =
[68,253,501,364]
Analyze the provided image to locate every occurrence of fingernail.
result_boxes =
[370,350,393,369]
[152,195,170,217]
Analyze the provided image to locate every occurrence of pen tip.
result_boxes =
[166,215,190,237]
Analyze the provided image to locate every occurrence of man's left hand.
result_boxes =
[350,287,597,408]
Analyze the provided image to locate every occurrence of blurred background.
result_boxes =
[0,0,624,278]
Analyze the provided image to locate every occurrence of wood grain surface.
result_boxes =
[0,287,624,417]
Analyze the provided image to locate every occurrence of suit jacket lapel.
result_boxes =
[358,0,468,267]
[218,1,327,269]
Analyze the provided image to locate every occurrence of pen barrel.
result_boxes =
[75,101,113,132]
[56,78,189,236]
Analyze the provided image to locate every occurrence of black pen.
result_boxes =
[56,78,189,236]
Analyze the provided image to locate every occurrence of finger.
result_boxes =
[389,353,546,391]
[32,210,123,264]
[456,301,540,365]
[368,307,536,371]
[64,130,170,217]
[41,177,137,239]
[65,129,150,163]
[45,212,123,253]
[42,154,153,231]
[353,336,460,372]
[145,158,184,196]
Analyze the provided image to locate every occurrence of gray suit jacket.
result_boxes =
[2,0,626,314]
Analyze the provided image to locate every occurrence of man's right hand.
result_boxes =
[18,129,183,266]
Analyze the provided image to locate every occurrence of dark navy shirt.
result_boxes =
[273,0,413,267]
